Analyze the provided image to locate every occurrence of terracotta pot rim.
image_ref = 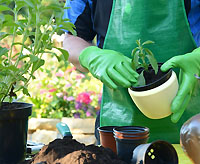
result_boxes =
[97,126,117,133]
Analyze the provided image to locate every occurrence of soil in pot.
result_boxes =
[29,137,127,164]
[130,63,172,91]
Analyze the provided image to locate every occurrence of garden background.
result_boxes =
[0,0,102,145]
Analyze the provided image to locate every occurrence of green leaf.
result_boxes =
[6,65,18,72]
[0,33,10,40]
[136,39,141,46]
[0,46,8,57]
[15,0,27,12]
[133,50,139,68]
[136,71,146,86]
[144,48,158,74]
[31,59,45,74]
[0,82,7,89]
[30,55,39,62]
[53,47,69,61]
[12,42,32,52]
[23,0,36,9]
[59,21,76,35]
[45,51,61,62]
[146,54,158,74]
[131,59,136,70]
[131,47,138,57]
[0,5,12,12]
[142,40,155,45]
[22,86,31,96]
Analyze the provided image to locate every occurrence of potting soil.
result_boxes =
[29,137,127,164]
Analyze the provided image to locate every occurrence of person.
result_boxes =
[62,0,200,144]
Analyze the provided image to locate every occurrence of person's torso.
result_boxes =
[92,0,191,47]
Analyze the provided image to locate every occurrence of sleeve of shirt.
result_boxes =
[188,0,200,47]
[63,0,96,42]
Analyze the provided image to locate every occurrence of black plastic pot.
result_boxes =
[130,63,172,91]
[0,102,32,164]
[131,140,178,164]
[113,126,149,164]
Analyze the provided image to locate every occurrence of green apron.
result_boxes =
[101,0,198,143]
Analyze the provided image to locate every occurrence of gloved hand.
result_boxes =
[161,47,200,123]
[79,46,139,89]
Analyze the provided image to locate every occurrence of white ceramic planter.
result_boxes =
[128,71,179,119]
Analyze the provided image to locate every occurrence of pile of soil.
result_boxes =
[29,137,127,164]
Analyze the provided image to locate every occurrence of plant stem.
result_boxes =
[8,7,17,64]
[15,8,31,67]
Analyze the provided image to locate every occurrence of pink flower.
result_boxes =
[63,95,67,100]
[55,71,64,77]
[48,88,57,92]
[65,67,76,73]
[86,111,91,117]
[47,94,53,99]
[76,74,85,80]
[40,89,47,94]
[76,92,92,104]
[66,96,75,101]
[65,83,72,88]
[56,92,63,97]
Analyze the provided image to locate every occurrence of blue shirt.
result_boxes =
[63,0,200,47]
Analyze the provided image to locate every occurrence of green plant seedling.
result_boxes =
[0,0,75,106]
[131,39,158,86]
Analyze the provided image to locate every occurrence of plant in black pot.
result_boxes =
[0,0,75,163]
[128,39,179,119]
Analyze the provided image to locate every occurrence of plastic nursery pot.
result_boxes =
[128,63,179,119]
[113,126,150,164]
[0,102,32,164]
[131,140,178,164]
[98,126,117,153]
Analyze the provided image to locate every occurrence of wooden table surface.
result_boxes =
[173,144,193,164]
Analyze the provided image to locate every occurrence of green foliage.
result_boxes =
[0,0,75,105]
[131,39,158,86]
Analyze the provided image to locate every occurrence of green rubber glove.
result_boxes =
[161,47,200,123]
[79,46,139,89]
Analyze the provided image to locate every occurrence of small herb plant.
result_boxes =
[0,0,75,106]
[131,39,158,86]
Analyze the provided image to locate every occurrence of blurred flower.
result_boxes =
[66,96,74,101]
[73,113,80,118]
[65,83,72,88]
[76,92,92,104]
[86,111,91,117]
[83,106,88,112]
[75,102,82,109]
[76,74,85,80]
[56,92,63,97]
[40,89,47,94]
[63,95,67,100]
[49,88,57,92]
[47,94,53,99]
[65,67,76,73]
[55,71,64,77]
